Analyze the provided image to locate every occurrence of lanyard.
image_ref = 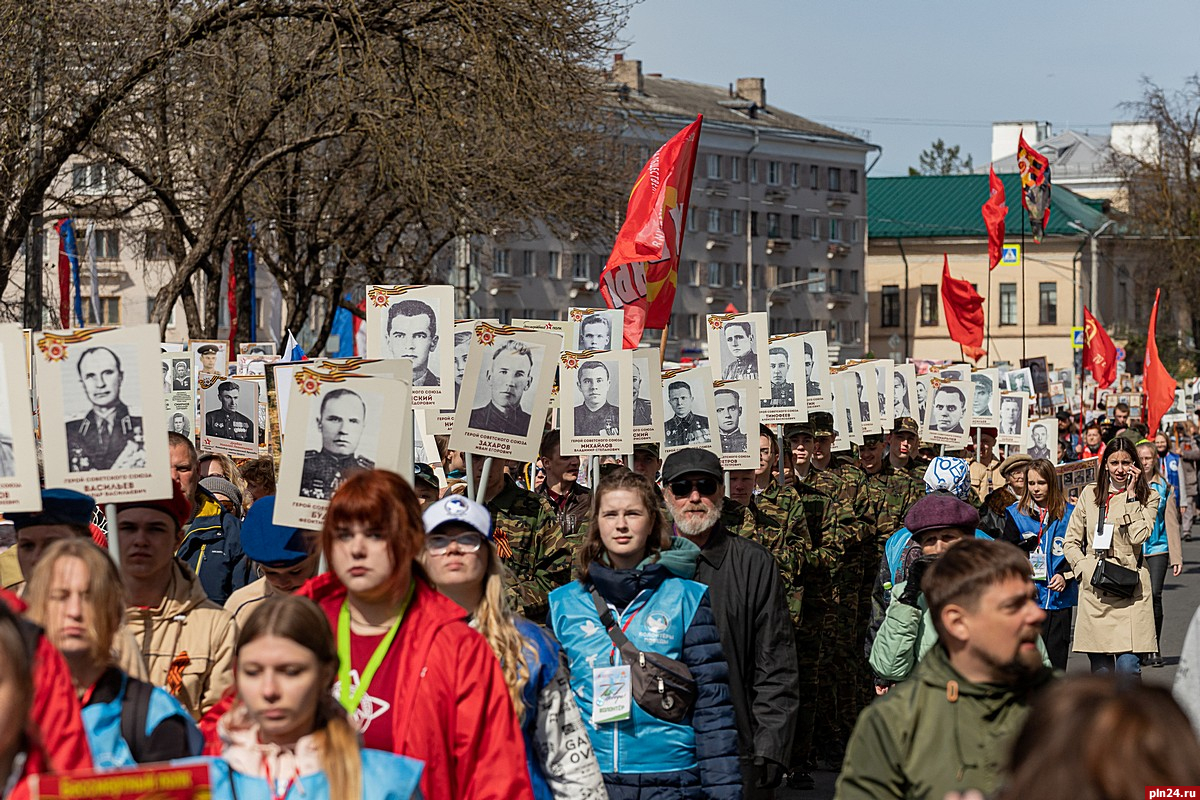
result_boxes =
[607,590,651,665]
[337,582,414,714]
[261,753,298,800]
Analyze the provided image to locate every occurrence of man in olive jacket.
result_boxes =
[836,539,1054,800]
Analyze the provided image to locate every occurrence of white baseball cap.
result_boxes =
[421,495,493,540]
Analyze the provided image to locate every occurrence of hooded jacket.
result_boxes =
[297,573,534,800]
[549,538,741,800]
[837,644,1054,800]
[177,487,247,605]
[125,560,238,721]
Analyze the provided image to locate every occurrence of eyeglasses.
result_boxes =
[668,477,719,497]
[425,531,485,555]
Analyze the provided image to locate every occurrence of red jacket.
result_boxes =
[298,573,534,800]
[0,587,92,774]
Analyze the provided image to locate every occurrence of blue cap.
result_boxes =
[240,496,313,566]
[422,495,493,540]
[8,489,95,530]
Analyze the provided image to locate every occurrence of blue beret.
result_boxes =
[7,489,95,530]
[241,496,313,566]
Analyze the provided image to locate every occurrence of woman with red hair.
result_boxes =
[297,470,533,800]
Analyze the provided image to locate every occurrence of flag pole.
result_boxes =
[985,263,992,368]
[659,326,669,366]
[1020,212,1027,361]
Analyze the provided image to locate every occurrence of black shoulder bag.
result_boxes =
[1089,496,1139,599]
[590,588,697,723]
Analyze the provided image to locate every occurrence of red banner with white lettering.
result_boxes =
[600,115,702,348]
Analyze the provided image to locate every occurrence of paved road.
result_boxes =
[780,531,1200,799]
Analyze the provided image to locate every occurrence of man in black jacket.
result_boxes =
[661,447,800,799]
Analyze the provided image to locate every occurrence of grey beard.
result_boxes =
[670,500,723,538]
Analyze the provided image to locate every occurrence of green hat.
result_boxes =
[892,416,919,435]
[810,412,835,437]
[633,442,660,459]
[862,433,886,445]
[784,421,814,439]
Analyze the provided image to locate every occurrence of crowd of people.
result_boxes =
[3,388,1200,799]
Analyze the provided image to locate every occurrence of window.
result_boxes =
[881,285,900,327]
[572,253,591,281]
[1039,282,1057,325]
[920,285,939,326]
[810,217,821,240]
[729,209,742,235]
[494,249,511,276]
[72,163,114,195]
[766,212,781,238]
[686,260,701,287]
[829,269,843,293]
[94,229,119,260]
[85,296,121,325]
[687,207,698,232]
[849,270,859,294]
[548,252,561,279]
[828,167,842,192]
[707,208,722,233]
[729,158,741,182]
[790,163,800,187]
[749,159,759,184]
[809,164,820,189]
[850,221,860,243]
[687,314,701,339]
[706,154,722,179]
[144,230,170,261]
[750,211,759,237]
[752,264,763,289]
[806,268,825,293]
[707,262,722,287]
[767,161,782,186]
[790,214,801,239]
[521,250,535,277]
[1000,283,1018,325]
[829,218,842,242]
[849,169,859,193]
[729,263,744,288]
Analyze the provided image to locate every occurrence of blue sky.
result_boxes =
[618,1,1200,175]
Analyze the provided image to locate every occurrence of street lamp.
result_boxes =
[1067,219,1116,319]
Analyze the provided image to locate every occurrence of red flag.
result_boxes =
[940,254,986,362]
[1144,288,1177,437]
[54,220,71,328]
[1016,131,1051,242]
[982,164,1007,269]
[1083,306,1117,389]
[600,115,703,348]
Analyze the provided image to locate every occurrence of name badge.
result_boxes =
[592,665,632,725]
[1094,522,1115,550]
[1030,547,1048,580]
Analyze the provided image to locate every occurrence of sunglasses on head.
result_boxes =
[669,477,719,497]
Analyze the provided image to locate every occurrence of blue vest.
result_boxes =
[1161,453,1182,509]
[1145,477,1172,556]
[1005,502,1078,610]
[198,749,423,800]
[82,671,202,769]
[549,577,706,775]
[514,615,565,800]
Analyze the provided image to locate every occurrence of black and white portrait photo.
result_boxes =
[715,388,748,453]
[764,346,795,408]
[365,284,455,408]
[385,298,441,386]
[799,331,832,412]
[713,380,759,469]
[661,366,717,452]
[169,411,191,438]
[1006,367,1034,396]
[468,340,542,436]
[299,387,377,500]
[1021,356,1050,395]
[170,356,191,391]
[971,369,998,426]
[573,361,620,436]
[632,360,653,426]
[706,312,768,386]
[997,393,1027,446]
[239,342,277,356]
[0,326,40,511]
[920,379,972,448]
[631,349,664,445]
[874,360,894,429]
[577,313,614,352]
[893,364,916,421]
[64,345,146,472]
[204,380,256,443]
[562,349,632,455]
[1028,420,1053,461]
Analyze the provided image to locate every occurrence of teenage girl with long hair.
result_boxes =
[1136,439,1183,668]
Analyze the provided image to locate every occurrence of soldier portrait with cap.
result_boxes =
[573,360,620,436]
[65,345,146,473]
[195,343,221,375]
[664,379,711,447]
[172,358,191,391]
[204,380,255,443]
[893,371,912,419]
[299,387,375,500]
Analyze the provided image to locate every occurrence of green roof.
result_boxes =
[867,173,1110,240]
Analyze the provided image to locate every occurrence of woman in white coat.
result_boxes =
[1064,436,1159,676]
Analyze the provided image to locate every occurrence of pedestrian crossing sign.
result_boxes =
[1072,327,1084,350]
[999,244,1020,266]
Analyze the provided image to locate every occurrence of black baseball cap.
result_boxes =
[661,448,723,484]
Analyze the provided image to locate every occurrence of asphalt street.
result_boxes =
[781,529,1200,800]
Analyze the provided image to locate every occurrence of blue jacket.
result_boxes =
[513,616,568,800]
[82,668,202,769]
[1161,453,1182,509]
[177,486,246,604]
[884,527,993,587]
[199,749,422,800]
[1146,477,1172,556]
[548,539,741,800]
[1004,501,1078,610]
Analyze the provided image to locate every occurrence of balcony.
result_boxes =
[765,238,790,255]
[826,193,850,208]
[703,180,729,198]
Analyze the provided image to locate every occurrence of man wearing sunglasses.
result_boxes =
[661,448,798,798]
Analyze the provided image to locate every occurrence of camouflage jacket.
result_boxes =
[722,481,811,626]
[800,456,875,560]
[486,476,577,622]
[861,465,924,546]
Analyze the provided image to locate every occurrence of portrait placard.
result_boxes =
[873,359,895,433]
[1049,381,1067,409]
[1021,356,1051,396]
[706,312,769,393]
[921,378,971,448]
[275,360,413,530]
[568,307,623,352]
[450,324,561,464]
[199,376,260,458]
[38,325,171,502]
[830,371,861,449]
[996,392,1029,447]
[846,363,882,436]
[1027,418,1055,461]
[914,373,934,426]
[426,319,483,436]
[0,325,41,511]
[162,352,194,440]
[236,353,280,377]
[1005,367,1034,396]
[760,333,808,425]
[561,348,632,457]
[713,379,759,470]
[189,339,228,386]
[932,363,969,382]
[365,284,455,408]
[631,349,665,446]
[970,368,999,428]
[661,364,717,455]
[892,363,917,423]
[1056,457,1098,504]
[799,331,832,412]
[239,341,277,355]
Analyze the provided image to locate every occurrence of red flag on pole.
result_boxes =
[1144,288,1176,437]
[600,115,703,348]
[226,244,238,348]
[1083,306,1117,389]
[940,254,986,362]
[1017,131,1051,243]
[982,164,1007,269]
[54,220,71,328]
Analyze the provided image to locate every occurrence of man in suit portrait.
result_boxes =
[387,299,440,386]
